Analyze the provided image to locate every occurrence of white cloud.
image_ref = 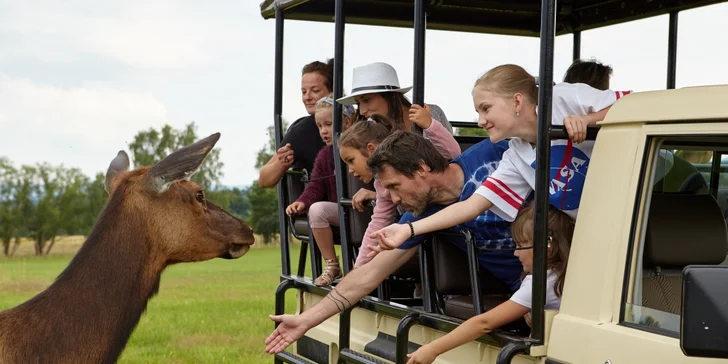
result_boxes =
[2,0,727,189]
[0,74,171,175]
[1,1,213,69]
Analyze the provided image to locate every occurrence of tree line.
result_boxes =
[0,122,284,257]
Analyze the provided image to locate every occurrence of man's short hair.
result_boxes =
[367,131,449,178]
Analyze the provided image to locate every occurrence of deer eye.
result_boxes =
[196,191,205,203]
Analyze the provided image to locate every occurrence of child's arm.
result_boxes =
[423,115,461,160]
[368,194,493,254]
[563,106,612,143]
[295,147,330,209]
[355,181,399,267]
[563,85,632,143]
[410,104,461,160]
[406,301,530,364]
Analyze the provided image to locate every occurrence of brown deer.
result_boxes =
[0,133,255,364]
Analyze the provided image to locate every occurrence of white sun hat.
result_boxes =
[336,62,413,105]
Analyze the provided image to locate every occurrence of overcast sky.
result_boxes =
[1,1,727,188]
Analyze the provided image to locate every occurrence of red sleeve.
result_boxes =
[296,147,330,209]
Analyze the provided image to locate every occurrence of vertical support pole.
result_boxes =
[710,152,721,197]
[572,30,581,61]
[533,0,557,346]
[332,0,353,275]
[418,239,436,313]
[412,0,426,134]
[466,232,483,316]
[667,11,679,89]
[273,7,290,277]
[396,313,421,364]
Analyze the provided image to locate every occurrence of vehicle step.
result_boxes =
[275,351,317,364]
[339,348,389,364]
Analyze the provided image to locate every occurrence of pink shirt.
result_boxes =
[355,119,461,267]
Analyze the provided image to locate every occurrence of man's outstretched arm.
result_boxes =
[264,247,418,354]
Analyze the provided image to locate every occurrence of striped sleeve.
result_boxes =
[615,90,632,100]
[580,84,633,113]
[474,148,530,222]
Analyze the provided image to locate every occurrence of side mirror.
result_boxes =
[680,265,728,359]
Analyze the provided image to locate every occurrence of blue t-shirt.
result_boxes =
[398,139,523,291]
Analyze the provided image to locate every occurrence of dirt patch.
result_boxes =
[0,236,85,259]
[0,280,50,294]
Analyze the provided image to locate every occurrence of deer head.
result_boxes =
[104,133,255,263]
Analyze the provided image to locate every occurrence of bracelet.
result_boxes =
[406,221,415,239]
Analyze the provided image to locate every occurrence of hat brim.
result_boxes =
[336,86,413,105]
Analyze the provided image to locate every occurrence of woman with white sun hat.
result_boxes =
[337,62,453,134]
[336,63,455,297]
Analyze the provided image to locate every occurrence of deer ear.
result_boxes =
[105,151,130,195]
[146,132,221,193]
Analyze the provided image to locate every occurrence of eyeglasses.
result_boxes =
[513,235,553,251]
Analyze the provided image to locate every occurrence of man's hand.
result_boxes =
[276,143,295,167]
[368,223,411,257]
[406,345,438,364]
[563,115,589,144]
[264,314,310,354]
[352,188,376,212]
[409,104,433,129]
[285,202,305,216]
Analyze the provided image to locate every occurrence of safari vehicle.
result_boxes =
[260,1,728,363]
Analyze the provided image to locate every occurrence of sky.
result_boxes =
[1,1,727,188]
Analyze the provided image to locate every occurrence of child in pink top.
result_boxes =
[338,105,461,271]
[285,94,355,286]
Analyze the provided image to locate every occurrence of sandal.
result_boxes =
[314,256,342,286]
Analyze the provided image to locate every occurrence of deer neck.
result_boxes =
[1,209,166,363]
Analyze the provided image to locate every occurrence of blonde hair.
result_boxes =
[315,92,355,120]
[473,64,538,105]
[338,114,403,154]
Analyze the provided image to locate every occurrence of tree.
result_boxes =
[256,119,289,169]
[0,158,20,256]
[247,182,279,244]
[128,122,224,190]
[83,173,108,234]
[44,168,91,254]
[206,186,250,221]
[455,119,489,137]
[248,120,289,244]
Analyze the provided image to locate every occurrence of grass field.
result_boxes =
[0,237,310,364]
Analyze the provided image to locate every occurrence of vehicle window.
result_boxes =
[623,138,728,336]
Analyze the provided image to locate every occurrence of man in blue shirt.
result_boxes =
[366,130,522,292]
[264,131,521,354]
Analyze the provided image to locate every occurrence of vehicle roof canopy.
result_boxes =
[259,0,726,37]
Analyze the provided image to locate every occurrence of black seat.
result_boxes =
[454,135,486,153]
[433,239,529,334]
[642,193,728,315]
[346,172,374,252]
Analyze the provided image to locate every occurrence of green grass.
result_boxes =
[0,246,302,364]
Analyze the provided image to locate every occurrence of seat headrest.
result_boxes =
[644,193,727,268]
[346,172,375,248]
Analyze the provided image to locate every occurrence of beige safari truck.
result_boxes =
[260,0,728,363]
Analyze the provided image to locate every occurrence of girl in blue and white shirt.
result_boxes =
[369,64,631,249]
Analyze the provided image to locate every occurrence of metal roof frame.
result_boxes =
[260,0,727,37]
